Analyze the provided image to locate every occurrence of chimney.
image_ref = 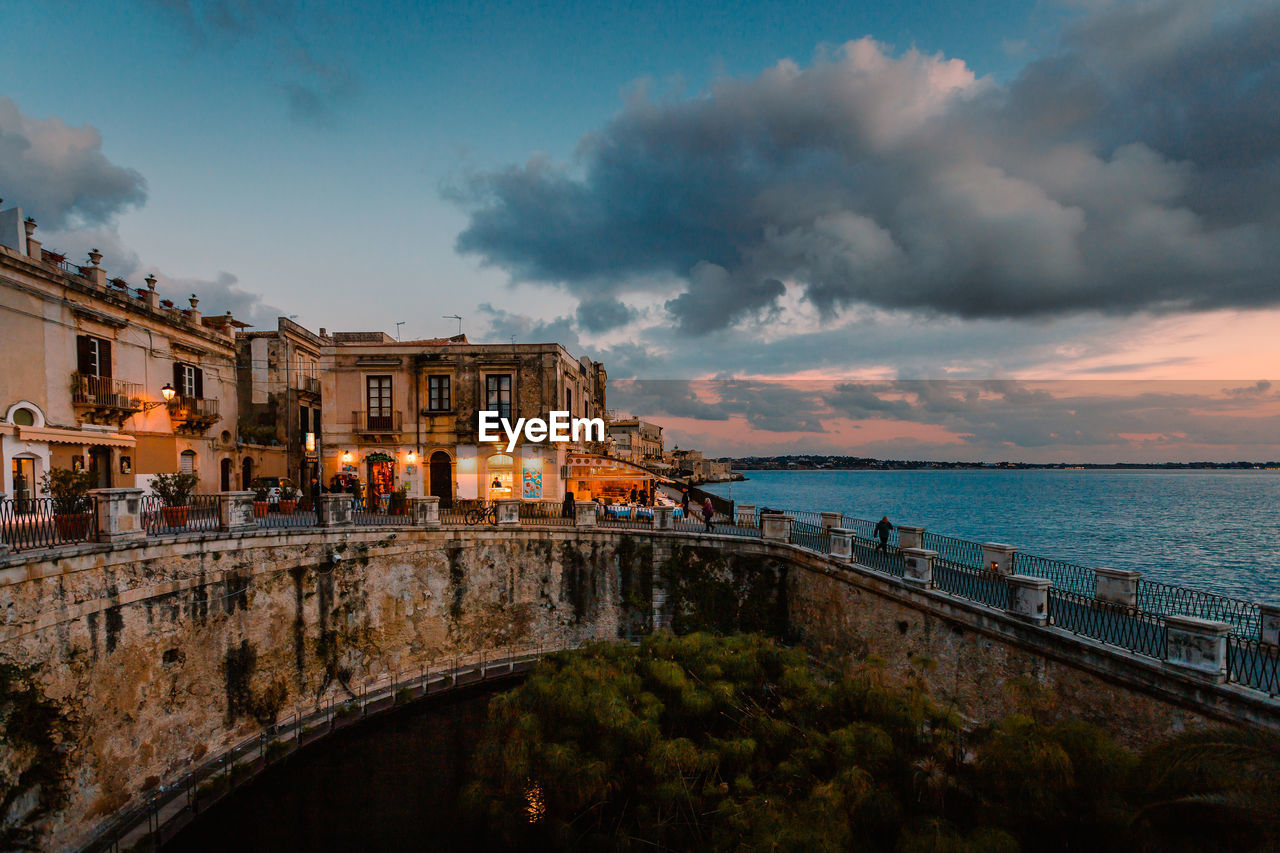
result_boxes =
[85,249,106,286]
[145,274,160,308]
[187,293,201,325]
[24,218,41,260]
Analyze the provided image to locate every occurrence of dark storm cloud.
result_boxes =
[454,0,1280,334]
[0,98,147,229]
[575,296,637,333]
[151,271,286,329]
[477,303,582,350]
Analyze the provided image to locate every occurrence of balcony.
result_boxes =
[353,410,403,436]
[301,376,321,395]
[70,373,142,425]
[169,395,220,433]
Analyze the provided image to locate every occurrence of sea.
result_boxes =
[704,469,1280,602]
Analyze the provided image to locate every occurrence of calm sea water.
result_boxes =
[704,469,1280,602]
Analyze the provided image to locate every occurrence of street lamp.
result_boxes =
[161,383,176,402]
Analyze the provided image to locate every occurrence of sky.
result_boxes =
[1,0,1278,460]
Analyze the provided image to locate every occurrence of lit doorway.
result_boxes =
[366,453,395,509]
[10,457,36,513]
[486,453,514,501]
[88,447,112,489]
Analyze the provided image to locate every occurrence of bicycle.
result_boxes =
[465,504,498,526]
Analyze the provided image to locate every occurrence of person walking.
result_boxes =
[874,515,894,553]
[562,490,576,520]
[702,497,715,532]
[681,488,690,518]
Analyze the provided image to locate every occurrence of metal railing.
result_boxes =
[70,373,143,410]
[170,395,220,421]
[351,410,403,433]
[141,494,220,535]
[0,497,97,551]
[519,500,575,527]
[933,558,1012,611]
[1048,587,1167,659]
[1228,635,1280,696]
[1012,552,1097,597]
[255,507,317,528]
[1136,579,1260,640]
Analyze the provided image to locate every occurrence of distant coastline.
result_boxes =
[724,456,1280,471]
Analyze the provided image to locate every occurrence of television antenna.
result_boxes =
[443,314,463,335]
[395,321,405,341]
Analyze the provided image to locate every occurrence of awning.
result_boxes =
[566,454,675,482]
[18,426,135,448]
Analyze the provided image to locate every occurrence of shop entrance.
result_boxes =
[366,453,396,509]
[429,451,453,507]
[10,457,35,513]
[485,453,513,501]
[88,447,112,489]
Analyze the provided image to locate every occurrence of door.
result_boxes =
[220,458,232,492]
[88,447,112,489]
[367,460,395,507]
[241,458,253,490]
[429,451,453,507]
[11,458,35,513]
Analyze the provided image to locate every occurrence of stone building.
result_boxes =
[606,417,664,465]
[319,331,607,506]
[235,318,324,492]
[0,201,268,497]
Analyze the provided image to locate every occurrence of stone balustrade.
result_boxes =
[897,524,925,550]
[901,547,937,587]
[982,542,1018,574]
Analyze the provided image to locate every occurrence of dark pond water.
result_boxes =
[167,685,507,852]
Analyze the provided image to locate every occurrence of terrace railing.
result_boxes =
[0,497,97,551]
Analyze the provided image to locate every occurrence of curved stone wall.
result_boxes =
[1,526,1276,850]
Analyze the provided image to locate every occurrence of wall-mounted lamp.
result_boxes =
[305,432,316,452]
[342,451,354,464]
[141,382,178,412]
[406,450,417,463]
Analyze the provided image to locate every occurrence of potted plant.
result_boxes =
[152,472,199,527]
[250,477,271,517]
[278,480,299,515]
[41,468,97,539]
[388,484,409,516]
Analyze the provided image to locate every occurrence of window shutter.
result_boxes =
[194,367,204,399]
[77,335,93,375]
[173,362,183,395]
[99,339,112,378]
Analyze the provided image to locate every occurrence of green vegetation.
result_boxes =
[39,467,96,515]
[464,633,1280,852]
[151,471,199,507]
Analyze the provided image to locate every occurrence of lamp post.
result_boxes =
[161,383,175,403]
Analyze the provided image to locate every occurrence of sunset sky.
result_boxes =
[2,0,1277,459]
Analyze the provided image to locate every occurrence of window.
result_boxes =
[565,389,573,415]
[180,449,196,475]
[367,375,392,430]
[76,335,112,378]
[11,407,35,427]
[428,375,451,412]
[486,374,512,420]
[173,362,203,398]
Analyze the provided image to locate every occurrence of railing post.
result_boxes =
[828,528,853,562]
[981,542,1018,574]
[734,504,756,528]
[218,491,256,532]
[819,511,842,532]
[1164,615,1229,683]
[901,548,937,588]
[575,500,598,528]
[1261,603,1280,647]
[317,493,353,527]
[410,496,441,529]
[0,492,9,557]
[1094,567,1140,607]
[760,513,792,543]
[1006,575,1051,624]
[88,488,145,544]
[652,505,674,530]
[495,498,521,526]
[897,524,925,550]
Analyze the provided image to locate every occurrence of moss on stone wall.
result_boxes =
[0,659,77,851]
[659,544,790,638]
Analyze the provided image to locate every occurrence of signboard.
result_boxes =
[522,466,542,499]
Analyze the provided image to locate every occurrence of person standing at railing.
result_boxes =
[702,497,715,532]
[562,490,575,519]
[875,516,894,553]
[681,488,690,518]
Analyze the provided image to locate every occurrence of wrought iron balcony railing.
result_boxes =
[352,410,403,434]
[70,373,143,411]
